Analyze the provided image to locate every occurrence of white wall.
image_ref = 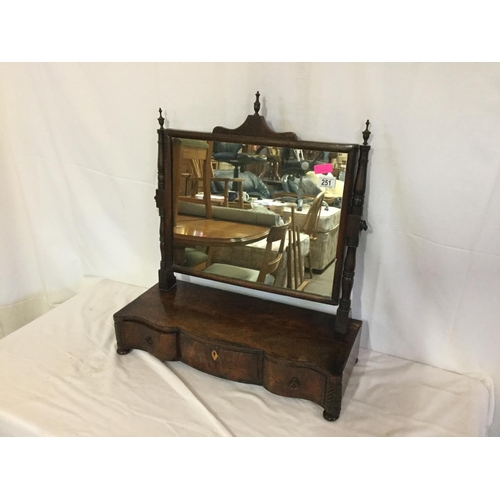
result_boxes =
[1,62,499,434]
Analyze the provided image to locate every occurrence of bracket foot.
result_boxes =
[323,410,339,422]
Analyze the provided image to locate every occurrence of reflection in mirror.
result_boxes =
[172,138,347,299]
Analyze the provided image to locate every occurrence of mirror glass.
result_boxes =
[172,139,348,299]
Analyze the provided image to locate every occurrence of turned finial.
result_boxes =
[158,108,165,129]
[362,120,371,146]
[253,91,261,115]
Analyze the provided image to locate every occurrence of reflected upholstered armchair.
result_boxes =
[279,148,324,176]
[212,142,267,187]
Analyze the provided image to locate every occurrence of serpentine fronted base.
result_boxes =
[114,282,361,421]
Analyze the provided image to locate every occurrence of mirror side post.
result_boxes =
[156,110,176,290]
[335,121,371,334]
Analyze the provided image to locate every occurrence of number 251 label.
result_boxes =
[318,175,336,189]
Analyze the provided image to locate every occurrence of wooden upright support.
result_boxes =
[157,109,176,291]
[335,121,371,334]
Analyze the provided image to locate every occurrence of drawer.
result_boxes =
[121,320,177,360]
[263,357,326,405]
[179,334,262,384]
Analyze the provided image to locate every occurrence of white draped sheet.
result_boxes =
[0,280,492,437]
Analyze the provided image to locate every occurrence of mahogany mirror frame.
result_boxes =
[155,93,371,334]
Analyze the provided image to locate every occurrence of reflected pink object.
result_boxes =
[314,163,333,174]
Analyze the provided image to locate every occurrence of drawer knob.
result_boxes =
[211,350,219,361]
[290,377,300,389]
[145,336,154,345]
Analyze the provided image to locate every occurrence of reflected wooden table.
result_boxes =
[174,215,271,267]
[174,215,270,247]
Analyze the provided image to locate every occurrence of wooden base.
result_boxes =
[114,282,361,421]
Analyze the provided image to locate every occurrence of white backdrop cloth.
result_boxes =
[0,279,492,437]
[1,63,499,433]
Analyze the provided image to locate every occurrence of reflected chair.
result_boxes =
[174,139,245,213]
[185,145,245,210]
[257,146,281,180]
[203,223,289,285]
[172,139,214,267]
[285,206,307,291]
[300,191,325,278]
[172,138,210,223]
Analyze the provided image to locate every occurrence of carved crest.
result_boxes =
[212,91,298,141]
